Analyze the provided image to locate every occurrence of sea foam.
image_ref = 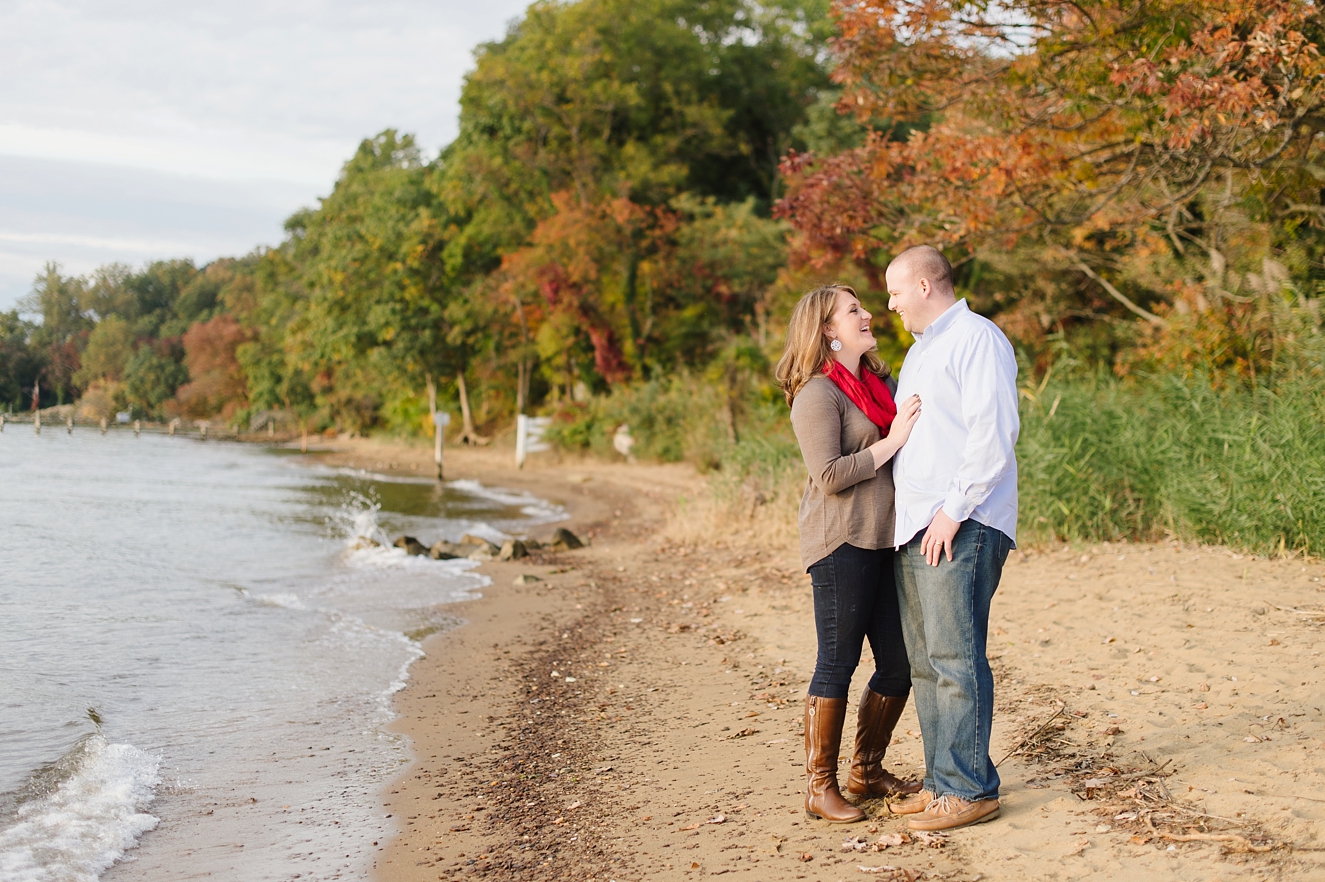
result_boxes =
[0,735,160,882]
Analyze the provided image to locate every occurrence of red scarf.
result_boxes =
[824,359,897,433]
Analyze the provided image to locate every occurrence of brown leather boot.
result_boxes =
[846,688,922,798]
[803,696,866,823]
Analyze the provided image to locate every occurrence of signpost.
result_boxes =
[432,411,451,479]
[515,415,551,469]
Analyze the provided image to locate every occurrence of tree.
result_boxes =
[778,0,1325,355]
[175,315,251,420]
[0,310,41,412]
[73,315,134,387]
[446,0,830,397]
[22,263,91,405]
[124,346,188,417]
[274,131,454,432]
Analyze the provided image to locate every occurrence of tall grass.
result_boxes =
[1018,371,1325,555]
[547,357,1325,556]
[542,372,806,545]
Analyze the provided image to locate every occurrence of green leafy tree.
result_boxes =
[0,310,42,411]
[73,315,134,387]
[124,346,188,417]
[22,263,91,405]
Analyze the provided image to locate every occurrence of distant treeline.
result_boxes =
[2,0,1323,550]
[3,0,840,434]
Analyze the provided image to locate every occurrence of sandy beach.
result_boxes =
[318,439,1325,882]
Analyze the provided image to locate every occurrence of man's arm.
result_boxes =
[944,329,1020,522]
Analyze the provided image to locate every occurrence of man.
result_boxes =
[884,245,1019,831]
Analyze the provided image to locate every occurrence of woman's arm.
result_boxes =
[865,394,921,470]
[791,384,877,495]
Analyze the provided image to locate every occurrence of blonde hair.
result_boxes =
[775,284,889,405]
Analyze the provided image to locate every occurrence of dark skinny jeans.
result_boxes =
[807,542,911,700]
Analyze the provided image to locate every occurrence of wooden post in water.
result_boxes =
[100,417,107,434]
[134,419,140,437]
[201,424,208,440]
[1,413,5,432]
[67,415,73,434]
[268,419,274,438]
[427,375,448,480]
[32,380,39,434]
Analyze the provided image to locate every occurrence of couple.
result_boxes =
[774,246,1019,833]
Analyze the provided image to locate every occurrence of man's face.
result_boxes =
[886,264,928,335]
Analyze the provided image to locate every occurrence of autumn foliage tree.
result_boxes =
[175,315,251,420]
[778,0,1325,373]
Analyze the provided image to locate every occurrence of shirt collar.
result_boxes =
[914,298,968,341]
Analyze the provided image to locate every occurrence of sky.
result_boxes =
[0,0,532,311]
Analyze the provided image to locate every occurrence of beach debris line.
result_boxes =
[843,831,946,853]
[856,867,921,880]
[1006,694,1283,857]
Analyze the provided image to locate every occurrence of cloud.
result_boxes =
[0,0,530,309]
[1,0,530,180]
[0,155,317,309]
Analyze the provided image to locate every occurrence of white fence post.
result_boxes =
[432,411,451,479]
[516,415,551,469]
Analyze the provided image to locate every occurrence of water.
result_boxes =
[0,428,564,881]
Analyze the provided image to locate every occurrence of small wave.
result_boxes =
[447,479,568,526]
[251,592,306,610]
[330,490,390,550]
[342,544,489,573]
[0,735,160,882]
[327,466,437,486]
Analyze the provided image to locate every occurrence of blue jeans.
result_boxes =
[895,519,1012,801]
[807,543,911,700]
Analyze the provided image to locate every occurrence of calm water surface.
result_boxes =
[0,427,563,881]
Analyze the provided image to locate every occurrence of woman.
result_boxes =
[774,284,922,824]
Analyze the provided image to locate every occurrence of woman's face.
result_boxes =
[825,289,876,362]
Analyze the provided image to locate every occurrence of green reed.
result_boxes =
[1018,371,1325,555]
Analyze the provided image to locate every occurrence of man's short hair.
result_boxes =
[892,245,954,292]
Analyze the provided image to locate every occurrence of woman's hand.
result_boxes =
[868,394,921,470]
[887,394,921,446]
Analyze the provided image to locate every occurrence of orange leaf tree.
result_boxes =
[778,0,1325,362]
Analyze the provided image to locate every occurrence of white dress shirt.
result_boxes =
[892,299,1020,547]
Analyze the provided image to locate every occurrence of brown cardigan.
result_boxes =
[789,375,897,570]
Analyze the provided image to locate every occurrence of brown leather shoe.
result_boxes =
[803,696,866,823]
[907,794,1000,831]
[887,789,935,815]
[846,688,922,798]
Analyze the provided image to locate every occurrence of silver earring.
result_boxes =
[830,339,843,352]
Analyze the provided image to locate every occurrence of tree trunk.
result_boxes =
[456,371,489,445]
[516,358,527,416]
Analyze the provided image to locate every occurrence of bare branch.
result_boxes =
[1058,248,1167,326]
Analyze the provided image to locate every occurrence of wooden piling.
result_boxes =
[100,418,107,434]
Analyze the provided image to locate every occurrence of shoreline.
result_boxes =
[345,436,1325,882]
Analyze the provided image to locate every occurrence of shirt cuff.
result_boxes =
[942,489,975,523]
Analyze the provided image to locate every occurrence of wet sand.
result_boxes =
[326,439,1325,882]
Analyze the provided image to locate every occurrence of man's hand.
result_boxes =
[920,509,961,567]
